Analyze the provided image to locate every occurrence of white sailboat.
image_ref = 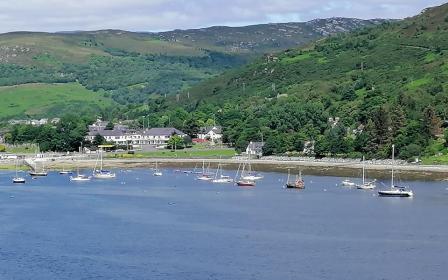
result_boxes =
[153,161,163,176]
[197,160,213,181]
[59,164,73,175]
[341,179,355,186]
[356,156,376,190]
[70,166,91,181]
[212,163,233,183]
[92,149,116,179]
[12,159,26,184]
[378,145,413,197]
[241,157,263,181]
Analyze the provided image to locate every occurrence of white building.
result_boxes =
[245,141,265,157]
[198,126,222,143]
[86,126,186,147]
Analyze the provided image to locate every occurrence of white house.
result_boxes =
[245,141,265,157]
[198,126,222,143]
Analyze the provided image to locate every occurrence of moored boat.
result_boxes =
[341,179,355,187]
[378,145,414,197]
[356,156,376,190]
[378,187,413,197]
[13,177,26,184]
[212,163,233,183]
[70,166,91,181]
[13,159,26,184]
[92,148,116,179]
[236,180,256,187]
[153,161,163,176]
[285,169,305,189]
[29,171,48,176]
[70,174,91,181]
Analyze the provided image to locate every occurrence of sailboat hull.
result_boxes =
[212,178,233,183]
[13,178,26,183]
[236,181,256,187]
[286,182,305,189]
[378,190,413,197]
[29,172,48,176]
[70,175,91,181]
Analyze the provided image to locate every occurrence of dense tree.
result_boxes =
[167,135,185,150]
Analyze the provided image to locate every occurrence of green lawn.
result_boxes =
[406,77,431,90]
[5,144,39,154]
[109,149,237,159]
[281,52,313,64]
[421,154,448,165]
[0,83,115,119]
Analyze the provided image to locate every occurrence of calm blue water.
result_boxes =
[0,168,447,280]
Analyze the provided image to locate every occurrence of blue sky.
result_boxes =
[0,0,446,33]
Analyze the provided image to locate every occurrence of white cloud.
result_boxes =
[0,0,445,33]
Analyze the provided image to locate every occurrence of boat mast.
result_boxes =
[391,144,395,188]
[100,148,103,170]
[234,162,241,182]
[362,156,365,185]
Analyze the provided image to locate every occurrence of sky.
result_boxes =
[0,0,446,33]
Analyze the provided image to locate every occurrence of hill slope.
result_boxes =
[0,83,115,119]
[0,18,385,114]
[141,3,448,159]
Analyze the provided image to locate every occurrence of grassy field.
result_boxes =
[109,149,237,159]
[0,83,115,119]
[4,144,39,154]
[421,154,448,165]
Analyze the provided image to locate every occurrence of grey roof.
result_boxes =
[88,129,126,137]
[247,141,265,151]
[144,128,186,136]
[200,126,222,134]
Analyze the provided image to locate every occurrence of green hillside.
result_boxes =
[0,18,384,112]
[0,83,115,120]
[132,3,448,160]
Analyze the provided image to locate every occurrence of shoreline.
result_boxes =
[2,157,448,180]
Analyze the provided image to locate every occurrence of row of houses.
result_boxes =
[85,120,223,147]
[8,118,60,126]
[86,127,186,147]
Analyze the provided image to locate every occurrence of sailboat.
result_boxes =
[235,161,256,187]
[153,161,163,176]
[241,157,263,181]
[341,179,355,186]
[378,145,413,197]
[70,166,91,181]
[12,159,26,184]
[285,169,305,189]
[356,156,376,190]
[92,149,116,179]
[59,164,73,175]
[190,163,202,174]
[212,163,233,183]
[29,160,48,176]
[197,160,213,181]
